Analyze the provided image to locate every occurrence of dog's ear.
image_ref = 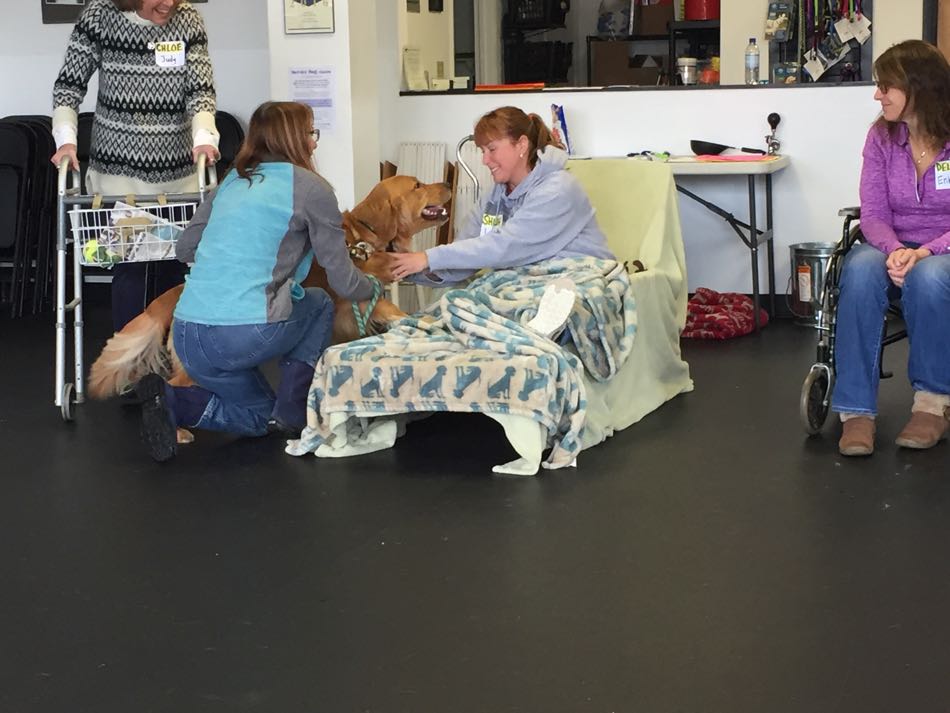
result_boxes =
[347,199,398,249]
[390,193,420,250]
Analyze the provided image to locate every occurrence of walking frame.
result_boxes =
[54,155,217,420]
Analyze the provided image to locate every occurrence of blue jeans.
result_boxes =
[112,260,186,332]
[172,288,335,436]
[831,243,950,416]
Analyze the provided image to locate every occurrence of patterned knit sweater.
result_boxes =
[52,0,216,184]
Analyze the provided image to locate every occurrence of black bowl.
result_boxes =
[691,139,730,155]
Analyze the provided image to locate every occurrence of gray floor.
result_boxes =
[2,306,949,713]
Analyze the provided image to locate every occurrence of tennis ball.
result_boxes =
[82,239,100,263]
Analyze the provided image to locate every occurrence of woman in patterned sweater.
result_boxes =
[50,0,220,331]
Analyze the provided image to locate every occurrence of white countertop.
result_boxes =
[666,154,790,175]
[568,154,791,175]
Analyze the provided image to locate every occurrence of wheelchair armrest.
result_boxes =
[838,206,861,218]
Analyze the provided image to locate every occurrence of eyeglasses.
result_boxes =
[310,128,321,141]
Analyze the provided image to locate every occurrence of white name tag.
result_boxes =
[152,40,186,68]
[479,213,503,236]
[936,160,950,190]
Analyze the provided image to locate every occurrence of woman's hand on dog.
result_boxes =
[391,251,429,281]
[362,253,399,284]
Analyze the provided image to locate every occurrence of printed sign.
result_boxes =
[797,265,813,302]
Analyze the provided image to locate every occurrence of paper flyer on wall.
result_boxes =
[403,47,428,91]
[289,66,336,132]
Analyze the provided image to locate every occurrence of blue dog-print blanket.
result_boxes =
[286,258,636,468]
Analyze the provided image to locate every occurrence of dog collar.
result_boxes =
[348,241,375,262]
[352,218,398,254]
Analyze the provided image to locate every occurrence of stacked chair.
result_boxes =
[214,110,245,182]
[0,111,243,318]
[0,115,57,317]
[76,111,94,193]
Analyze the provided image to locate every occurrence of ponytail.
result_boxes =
[526,113,564,167]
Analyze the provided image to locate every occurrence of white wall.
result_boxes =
[399,2,456,88]
[720,0,770,85]
[874,0,925,58]
[0,0,268,125]
[267,0,361,208]
[567,0,603,86]
[186,0,270,122]
[385,85,880,294]
[349,0,383,202]
[377,0,402,180]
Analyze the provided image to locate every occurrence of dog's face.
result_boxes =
[390,177,452,252]
[348,175,452,254]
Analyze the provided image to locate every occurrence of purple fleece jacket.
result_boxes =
[860,121,950,256]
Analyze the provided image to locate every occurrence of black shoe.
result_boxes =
[119,387,142,407]
[266,418,301,439]
[134,374,177,462]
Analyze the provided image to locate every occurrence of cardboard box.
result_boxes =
[635,3,674,35]
[590,42,664,86]
[626,54,665,85]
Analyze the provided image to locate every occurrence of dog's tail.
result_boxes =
[87,285,182,399]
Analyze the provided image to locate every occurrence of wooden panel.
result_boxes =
[439,162,455,246]
[939,0,950,62]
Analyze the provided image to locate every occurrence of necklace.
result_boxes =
[910,131,938,165]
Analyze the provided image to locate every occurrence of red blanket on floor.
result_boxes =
[681,288,769,339]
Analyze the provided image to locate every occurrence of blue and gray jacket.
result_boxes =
[174,163,373,325]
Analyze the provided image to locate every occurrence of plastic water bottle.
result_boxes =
[745,38,760,85]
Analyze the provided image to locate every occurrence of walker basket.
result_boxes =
[69,200,197,267]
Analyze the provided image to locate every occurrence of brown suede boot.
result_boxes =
[895,411,949,449]
[839,417,875,456]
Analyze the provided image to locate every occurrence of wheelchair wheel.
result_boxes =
[800,365,832,435]
[61,383,76,422]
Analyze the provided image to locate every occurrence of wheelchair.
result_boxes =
[800,207,908,434]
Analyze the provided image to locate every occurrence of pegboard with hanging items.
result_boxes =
[766,0,872,84]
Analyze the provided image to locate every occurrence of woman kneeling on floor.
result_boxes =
[135,101,383,462]
[834,40,950,456]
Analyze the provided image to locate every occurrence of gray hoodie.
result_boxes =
[422,146,614,285]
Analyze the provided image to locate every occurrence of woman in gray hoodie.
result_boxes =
[390,106,614,285]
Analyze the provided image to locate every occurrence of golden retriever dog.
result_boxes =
[87,175,452,411]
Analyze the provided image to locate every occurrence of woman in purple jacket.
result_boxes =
[834,40,950,456]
